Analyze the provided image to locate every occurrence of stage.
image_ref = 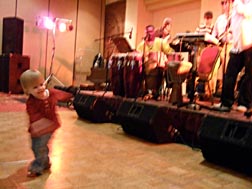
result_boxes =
[73,89,252,174]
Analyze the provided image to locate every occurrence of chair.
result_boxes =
[197,45,221,103]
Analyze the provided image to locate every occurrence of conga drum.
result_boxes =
[166,52,182,63]
[123,52,143,98]
[165,52,183,88]
[109,53,126,97]
[166,60,192,104]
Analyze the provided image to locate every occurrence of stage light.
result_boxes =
[55,18,73,32]
[36,16,73,32]
[36,16,55,30]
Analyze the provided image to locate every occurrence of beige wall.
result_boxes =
[125,0,222,48]
[153,1,201,38]
[0,0,104,86]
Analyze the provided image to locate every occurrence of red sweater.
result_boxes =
[26,88,72,131]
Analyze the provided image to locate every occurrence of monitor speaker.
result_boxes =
[73,93,121,123]
[116,100,177,143]
[2,17,24,55]
[198,115,252,174]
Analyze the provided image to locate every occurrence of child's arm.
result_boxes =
[49,88,74,102]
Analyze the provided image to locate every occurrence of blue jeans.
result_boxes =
[29,133,52,173]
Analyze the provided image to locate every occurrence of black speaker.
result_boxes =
[0,54,30,93]
[2,17,24,55]
[73,93,121,123]
[198,115,252,174]
[116,100,177,143]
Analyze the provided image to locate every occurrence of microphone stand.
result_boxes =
[45,24,64,88]
[93,30,133,95]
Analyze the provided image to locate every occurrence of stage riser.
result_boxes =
[164,109,205,147]
[198,115,252,174]
[72,93,205,145]
[116,100,177,144]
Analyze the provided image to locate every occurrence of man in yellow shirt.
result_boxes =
[137,24,174,100]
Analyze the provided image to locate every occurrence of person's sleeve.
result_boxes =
[50,88,73,102]
[235,0,252,18]
[136,41,144,52]
[161,38,174,54]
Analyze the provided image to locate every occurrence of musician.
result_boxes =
[211,0,233,96]
[137,24,174,100]
[155,17,172,43]
[213,0,252,116]
[195,11,214,34]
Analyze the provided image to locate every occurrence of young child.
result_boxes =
[20,69,73,177]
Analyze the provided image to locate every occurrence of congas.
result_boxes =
[109,53,126,97]
[166,52,182,63]
[166,61,192,104]
[123,52,143,98]
[165,53,183,87]
[166,61,192,84]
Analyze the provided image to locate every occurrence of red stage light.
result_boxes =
[55,18,73,32]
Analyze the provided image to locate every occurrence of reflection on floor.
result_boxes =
[0,94,252,189]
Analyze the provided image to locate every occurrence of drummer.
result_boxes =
[136,24,174,100]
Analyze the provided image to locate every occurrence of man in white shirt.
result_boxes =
[213,0,252,117]
[212,0,233,96]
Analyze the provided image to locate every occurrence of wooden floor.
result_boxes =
[0,92,252,189]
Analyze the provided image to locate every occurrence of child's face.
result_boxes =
[27,77,47,100]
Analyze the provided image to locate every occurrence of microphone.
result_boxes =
[129,27,133,39]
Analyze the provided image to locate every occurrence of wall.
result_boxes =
[153,1,201,38]
[0,0,104,86]
[125,0,222,48]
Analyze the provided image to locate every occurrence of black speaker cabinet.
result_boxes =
[0,54,30,94]
[198,115,252,174]
[2,17,24,55]
[116,100,176,143]
[73,93,121,123]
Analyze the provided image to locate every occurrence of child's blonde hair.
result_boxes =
[20,69,43,94]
